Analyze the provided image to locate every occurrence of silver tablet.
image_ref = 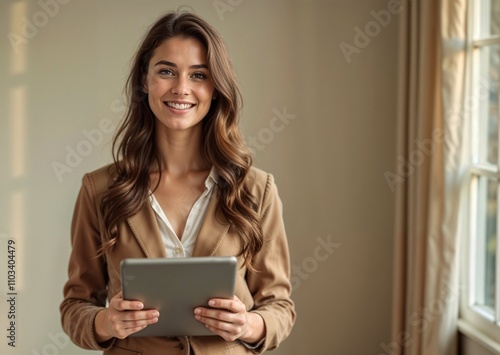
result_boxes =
[120,256,237,337]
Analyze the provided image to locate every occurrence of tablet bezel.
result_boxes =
[120,256,237,337]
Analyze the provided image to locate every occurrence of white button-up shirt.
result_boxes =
[149,169,218,257]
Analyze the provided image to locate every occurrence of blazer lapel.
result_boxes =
[127,203,167,258]
[192,187,230,256]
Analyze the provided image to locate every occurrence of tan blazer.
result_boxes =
[60,165,296,355]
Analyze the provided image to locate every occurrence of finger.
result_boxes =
[110,294,144,312]
[194,307,246,329]
[202,321,242,342]
[207,297,245,313]
[116,300,144,311]
[110,291,145,311]
[195,308,233,322]
[196,314,238,333]
[122,310,160,322]
[122,313,159,329]
[110,311,159,339]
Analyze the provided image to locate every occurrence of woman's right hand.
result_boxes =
[94,291,159,343]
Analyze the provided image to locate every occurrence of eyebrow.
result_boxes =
[154,60,208,70]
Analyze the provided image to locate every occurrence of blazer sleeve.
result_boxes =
[60,174,115,350]
[245,173,296,353]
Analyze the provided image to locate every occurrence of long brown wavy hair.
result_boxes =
[99,11,263,269]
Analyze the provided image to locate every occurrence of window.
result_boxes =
[462,0,500,342]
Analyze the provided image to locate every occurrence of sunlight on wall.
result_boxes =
[10,1,27,75]
[9,0,27,290]
[10,87,25,179]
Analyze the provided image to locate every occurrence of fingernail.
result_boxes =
[208,300,216,306]
[136,303,143,309]
[194,308,201,314]
[153,311,159,317]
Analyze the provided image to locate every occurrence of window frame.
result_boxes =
[460,0,500,344]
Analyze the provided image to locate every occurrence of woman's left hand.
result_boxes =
[194,295,265,343]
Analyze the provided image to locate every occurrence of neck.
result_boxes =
[154,123,208,177]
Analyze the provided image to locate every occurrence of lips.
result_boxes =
[165,101,195,110]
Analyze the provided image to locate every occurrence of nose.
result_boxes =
[171,76,190,96]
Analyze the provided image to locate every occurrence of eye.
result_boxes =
[192,72,207,80]
[159,68,174,76]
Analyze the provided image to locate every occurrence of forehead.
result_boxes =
[150,36,208,66]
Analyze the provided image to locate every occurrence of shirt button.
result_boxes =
[175,248,182,255]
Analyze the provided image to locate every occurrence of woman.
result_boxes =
[60,11,295,355]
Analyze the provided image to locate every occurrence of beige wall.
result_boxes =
[0,0,398,354]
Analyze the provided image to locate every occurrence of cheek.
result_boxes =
[146,76,162,94]
[198,86,215,104]
[147,94,156,110]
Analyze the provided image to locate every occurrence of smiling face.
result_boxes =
[144,36,215,133]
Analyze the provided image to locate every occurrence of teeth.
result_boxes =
[166,102,194,110]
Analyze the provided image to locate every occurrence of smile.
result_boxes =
[165,101,195,110]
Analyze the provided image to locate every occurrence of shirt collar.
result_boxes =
[206,167,219,189]
[148,167,218,197]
